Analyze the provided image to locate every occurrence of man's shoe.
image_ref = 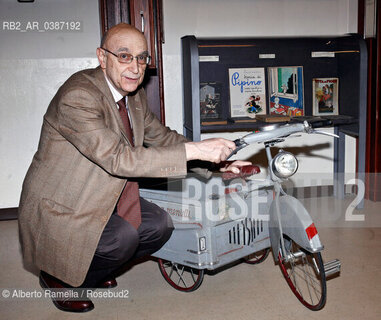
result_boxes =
[39,271,94,313]
[98,278,117,289]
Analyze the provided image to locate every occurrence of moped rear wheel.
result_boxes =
[158,259,204,292]
[243,248,270,265]
[278,238,327,311]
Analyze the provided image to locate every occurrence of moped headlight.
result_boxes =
[272,152,298,178]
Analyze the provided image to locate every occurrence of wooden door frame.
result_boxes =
[358,0,381,201]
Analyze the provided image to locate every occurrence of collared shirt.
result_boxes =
[104,74,123,104]
[103,74,133,126]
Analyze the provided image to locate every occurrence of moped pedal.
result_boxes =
[323,259,341,277]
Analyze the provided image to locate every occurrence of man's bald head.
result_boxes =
[100,23,146,49]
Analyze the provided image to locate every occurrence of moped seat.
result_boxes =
[222,165,260,181]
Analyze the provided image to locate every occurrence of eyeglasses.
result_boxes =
[100,47,151,65]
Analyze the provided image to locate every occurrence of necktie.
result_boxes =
[116,97,141,229]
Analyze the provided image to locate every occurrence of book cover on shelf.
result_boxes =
[199,82,223,121]
[268,66,304,117]
[312,78,339,116]
[228,67,266,119]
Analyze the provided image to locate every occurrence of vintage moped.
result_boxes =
[140,120,341,311]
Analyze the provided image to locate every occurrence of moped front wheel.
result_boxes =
[158,259,204,292]
[278,237,327,311]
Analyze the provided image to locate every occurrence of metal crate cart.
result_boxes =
[140,174,272,291]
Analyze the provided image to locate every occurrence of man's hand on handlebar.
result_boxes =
[185,138,237,163]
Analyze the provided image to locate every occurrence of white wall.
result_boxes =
[0,0,100,208]
[161,0,358,186]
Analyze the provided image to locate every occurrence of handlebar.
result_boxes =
[227,120,338,159]
[309,119,333,128]
[241,122,307,145]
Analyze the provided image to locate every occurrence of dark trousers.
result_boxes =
[80,197,174,288]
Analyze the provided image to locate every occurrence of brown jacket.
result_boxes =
[18,66,191,286]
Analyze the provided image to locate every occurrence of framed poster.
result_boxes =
[228,68,266,119]
[268,66,304,116]
[312,78,339,116]
[199,82,223,120]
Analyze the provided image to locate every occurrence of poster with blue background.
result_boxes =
[268,66,304,116]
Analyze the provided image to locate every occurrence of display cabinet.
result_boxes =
[182,34,367,203]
